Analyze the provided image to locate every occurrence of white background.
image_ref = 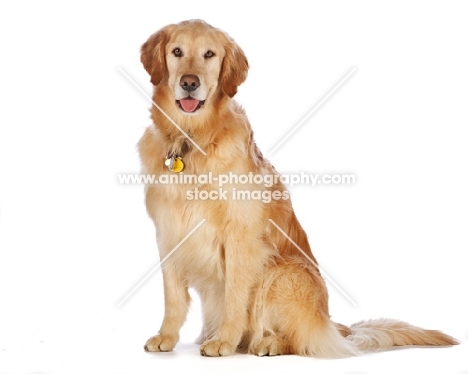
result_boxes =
[1,1,467,373]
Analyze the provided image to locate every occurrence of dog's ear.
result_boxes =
[140,28,169,86]
[220,37,249,98]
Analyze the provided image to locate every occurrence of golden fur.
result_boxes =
[138,19,458,357]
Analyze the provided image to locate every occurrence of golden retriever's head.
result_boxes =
[141,19,248,115]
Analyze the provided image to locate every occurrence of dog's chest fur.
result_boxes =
[139,124,266,286]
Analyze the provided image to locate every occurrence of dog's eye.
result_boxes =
[204,50,215,58]
[173,48,183,57]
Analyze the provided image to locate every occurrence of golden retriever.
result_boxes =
[138,19,458,357]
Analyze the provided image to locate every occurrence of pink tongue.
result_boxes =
[179,98,200,112]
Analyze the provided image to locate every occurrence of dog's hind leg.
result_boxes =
[249,257,358,357]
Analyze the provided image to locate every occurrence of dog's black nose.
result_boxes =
[180,74,200,92]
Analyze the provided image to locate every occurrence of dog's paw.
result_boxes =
[200,339,236,357]
[251,336,284,357]
[144,334,178,352]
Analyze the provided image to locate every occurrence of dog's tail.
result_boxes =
[291,318,458,358]
[343,318,459,351]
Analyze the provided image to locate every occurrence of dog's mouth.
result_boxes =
[176,97,205,113]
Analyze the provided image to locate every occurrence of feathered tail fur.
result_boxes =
[346,318,459,352]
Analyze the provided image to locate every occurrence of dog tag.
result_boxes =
[165,156,185,173]
[164,157,174,169]
[171,157,185,172]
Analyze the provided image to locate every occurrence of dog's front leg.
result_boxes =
[200,233,267,357]
[144,262,190,352]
